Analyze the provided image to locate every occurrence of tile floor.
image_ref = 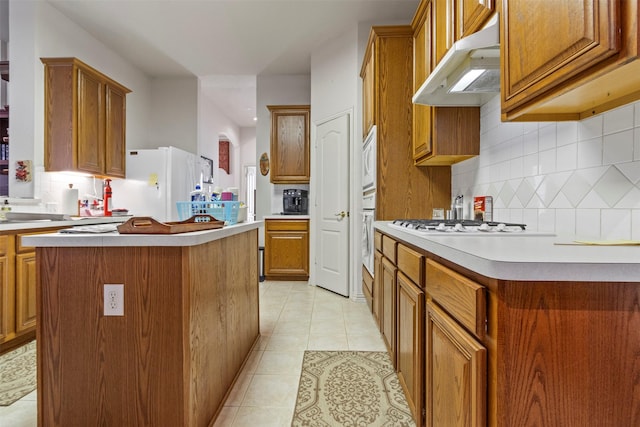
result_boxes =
[0,280,386,427]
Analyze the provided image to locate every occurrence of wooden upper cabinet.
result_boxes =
[361,47,375,139]
[412,0,433,161]
[456,0,494,39]
[411,0,480,166]
[41,57,130,178]
[432,0,456,68]
[267,105,310,184]
[501,0,640,121]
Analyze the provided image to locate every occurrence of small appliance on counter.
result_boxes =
[282,189,308,215]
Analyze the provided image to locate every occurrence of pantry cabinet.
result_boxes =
[267,105,310,184]
[264,218,309,280]
[502,0,640,121]
[41,57,130,178]
[361,25,451,219]
[411,0,480,166]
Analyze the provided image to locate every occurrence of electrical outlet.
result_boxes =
[104,284,124,316]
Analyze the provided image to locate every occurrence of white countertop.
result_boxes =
[375,221,640,282]
[263,214,310,219]
[0,216,128,232]
[23,220,263,247]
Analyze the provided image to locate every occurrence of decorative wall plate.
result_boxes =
[260,152,269,176]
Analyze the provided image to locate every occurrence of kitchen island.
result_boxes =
[373,221,640,427]
[24,221,262,427]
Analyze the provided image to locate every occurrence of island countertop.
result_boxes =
[23,219,263,247]
[375,221,640,282]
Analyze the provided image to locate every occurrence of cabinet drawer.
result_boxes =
[382,235,397,263]
[397,244,424,287]
[16,229,63,253]
[265,219,309,232]
[426,259,485,339]
[374,231,383,252]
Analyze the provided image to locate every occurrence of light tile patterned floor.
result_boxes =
[0,281,386,427]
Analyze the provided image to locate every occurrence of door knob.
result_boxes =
[335,211,347,219]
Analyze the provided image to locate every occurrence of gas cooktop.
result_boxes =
[388,219,552,236]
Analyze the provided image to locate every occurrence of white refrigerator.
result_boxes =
[111,146,201,222]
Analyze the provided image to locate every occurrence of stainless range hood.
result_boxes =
[413,16,500,107]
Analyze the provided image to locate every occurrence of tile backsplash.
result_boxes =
[452,95,640,240]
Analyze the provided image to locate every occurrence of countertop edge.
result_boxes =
[23,220,263,247]
[374,221,640,282]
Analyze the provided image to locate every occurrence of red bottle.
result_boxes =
[104,179,113,216]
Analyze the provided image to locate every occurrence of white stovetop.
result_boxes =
[375,221,640,282]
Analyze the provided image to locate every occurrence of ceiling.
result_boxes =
[46,0,420,128]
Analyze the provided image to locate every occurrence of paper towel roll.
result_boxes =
[61,185,79,216]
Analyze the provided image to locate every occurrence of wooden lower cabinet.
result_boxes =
[396,271,425,426]
[1,228,66,354]
[373,229,640,426]
[426,300,486,427]
[15,252,37,334]
[362,265,373,311]
[381,256,397,366]
[0,235,12,348]
[372,249,383,327]
[264,218,309,280]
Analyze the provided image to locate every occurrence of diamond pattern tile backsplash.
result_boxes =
[452,95,640,240]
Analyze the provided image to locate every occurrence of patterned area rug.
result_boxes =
[291,351,415,427]
[0,340,37,406]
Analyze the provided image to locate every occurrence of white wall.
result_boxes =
[453,95,640,240]
[239,126,256,206]
[197,83,242,194]
[10,0,152,199]
[145,77,198,153]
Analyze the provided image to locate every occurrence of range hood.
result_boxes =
[413,16,500,107]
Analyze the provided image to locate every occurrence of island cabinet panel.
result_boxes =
[497,280,640,427]
[36,229,259,427]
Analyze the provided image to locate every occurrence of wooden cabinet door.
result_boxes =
[264,220,309,279]
[432,0,455,68]
[361,47,375,138]
[0,254,10,344]
[413,0,433,162]
[397,272,425,427]
[426,301,486,427]
[381,256,397,366]
[15,252,36,334]
[77,67,105,175]
[373,250,383,328]
[104,84,127,178]
[268,105,310,184]
[502,0,621,115]
[456,0,494,39]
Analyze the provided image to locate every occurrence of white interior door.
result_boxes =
[315,113,350,296]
